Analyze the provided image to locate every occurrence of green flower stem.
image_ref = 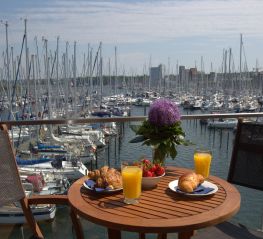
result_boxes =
[153,147,166,165]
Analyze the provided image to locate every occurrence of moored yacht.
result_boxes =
[207,118,238,129]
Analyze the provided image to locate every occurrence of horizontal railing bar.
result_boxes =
[181,112,263,119]
[0,112,263,127]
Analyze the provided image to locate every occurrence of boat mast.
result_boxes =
[99,42,103,104]
[24,18,30,101]
[90,47,93,97]
[5,21,11,111]
[148,55,151,91]
[11,47,15,95]
[161,64,164,94]
[73,41,77,116]
[176,60,179,92]
[142,63,146,91]
[44,38,51,119]
[34,37,41,85]
[201,56,204,95]
[34,37,40,117]
[239,33,243,92]
[108,58,111,95]
[56,36,59,110]
[168,57,171,90]
[65,42,69,118]
[164,57,170,95]
[229,48,233,94]
[114,46,117,95]
[32,54,39,119]
[1,20,12,118]
[86,44,89,94]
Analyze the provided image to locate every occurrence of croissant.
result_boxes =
[178,172,204,193]
[105,168,122,189]
[88,166,122,189]
[88,169,100,180]
[100,166,109,177]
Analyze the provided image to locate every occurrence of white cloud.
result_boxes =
[1,0,263,71]
[3,0,263,45]
[118,51,149,73]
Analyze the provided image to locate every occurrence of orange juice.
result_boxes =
[194,151,212,178]
[122,166,142,200]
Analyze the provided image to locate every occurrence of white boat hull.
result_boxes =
[207,119,237,129]
[0,205,56,224]
[19,161,88,180]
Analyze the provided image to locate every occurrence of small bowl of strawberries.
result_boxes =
[141,159,165,189]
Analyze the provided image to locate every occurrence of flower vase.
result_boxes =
[152,146,166,165]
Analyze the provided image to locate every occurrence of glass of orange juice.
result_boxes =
[194,149,212,178]
[121,161,142,204]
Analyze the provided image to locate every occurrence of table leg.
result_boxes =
[157,233,167,239]
[70,208,84,239]
[108,228,121,239]
[178,230,194,239]
[139,233,146,239]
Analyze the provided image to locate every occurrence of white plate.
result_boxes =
[83,179,122,193]
[168,180,218,196]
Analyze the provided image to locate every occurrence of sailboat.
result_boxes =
[18,159,88,180]
[0,182,56,224]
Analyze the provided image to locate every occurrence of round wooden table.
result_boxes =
[68,167,241,239]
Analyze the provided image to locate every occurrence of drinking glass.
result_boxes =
[121,161,142,204]
[194,149,212,178]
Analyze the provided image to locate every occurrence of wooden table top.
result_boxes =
[68,167,241,234]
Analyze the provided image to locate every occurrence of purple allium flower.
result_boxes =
[148,99,181,126]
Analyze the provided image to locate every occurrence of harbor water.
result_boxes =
[1,106,263,239]
[102,106,263,231]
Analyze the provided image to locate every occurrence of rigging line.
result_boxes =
[85,48,92,77]
[242,45,249,73]
[17,59,32,147]
[85,44,100,97]
[8,33,26,120]
[91,45,100,77]
[39,51,57,121]
[0,69,7,110]
[50,50,57,79]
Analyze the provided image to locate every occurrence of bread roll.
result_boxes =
[178,172,204,193]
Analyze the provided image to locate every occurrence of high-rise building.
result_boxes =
[179,66,185,79]
[179,66,186,89]
[149,64,163,90]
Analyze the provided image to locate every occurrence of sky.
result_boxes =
[1,0,263,74]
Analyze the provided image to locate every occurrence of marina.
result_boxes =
[0,107,263,239]
[1,50,263,236]
[1,2,263,238]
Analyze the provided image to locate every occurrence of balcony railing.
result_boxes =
[0,112,262,236]
[1,112,263,128]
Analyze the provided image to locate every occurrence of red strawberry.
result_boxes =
[143,169,152,177]
[149,165,157,173]
[144,170,153,177]
[155,166,165,176]
[143,164,150,171]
